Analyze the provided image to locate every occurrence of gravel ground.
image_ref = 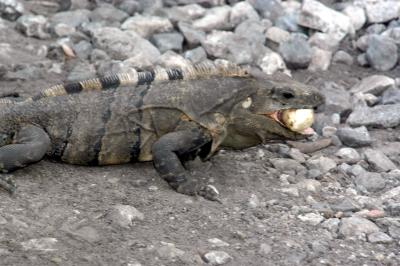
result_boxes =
[0,0,400,265]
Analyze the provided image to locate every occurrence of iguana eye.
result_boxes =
[241,97,252,109]
[282,91,294,99]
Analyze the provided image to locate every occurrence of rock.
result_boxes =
[157,51,191,69]
[73,40,92,59]
[296,179,321,193]
[256,48,287,75]
[381,88,400,105]
[321,218,340,233]
[270,158,306,174]
[279,34,312,69]
[366,35,398,71]
[67,61,96,82]
[92,27,160,65]
[332,50,353,65]
[322,126,337,138]
[331,198,361,212]
[280,186,299,197]
[351,75,395,96]
[184,46,207,64]
[50,10,91,28]
[203,251,233,265]
[258,243,272,256]
[308,32,340,51]
[89,4,129,25]
[342,5,366,31]
[53,23,76,37]
[21,238,58,252]
[368,232,393,244]
[381,186,400,201]
[121,15,173,38]
[348,104,400,128]
[308,47,332,72]
[116,0,140,15]
[336,126,372,147]
[247,0,284,21]
[320,82,351,115]
[388,224,400,239]
[357,53,369,67]
[355,172,386,193]
[339,216,380,238]
[366,23,386,34]
[156,242,185,260]
[298,0,350,42]
[382,27,400,44]
[0,0,24,21]
[266,26,290,44]
[151,32,184,53]
[288,148,306,163]
[335,148,361,164]
[364,149,397,172]
[230,1,259,26]
[165,4,206,22]
[297,213,324,226]
[248,194,260,208]
[70,226,101,243]
[364,1,400,23]
[348,164,367,177]
[235,19,269,44]
[202,31,253,64]
[108,204,144,228]
[306,156,337,174]
[208,238,230,247]
[178,21,206,46]
[16,14,50,39]
[193,6,232,32]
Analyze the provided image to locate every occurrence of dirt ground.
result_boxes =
[0,2,400,266]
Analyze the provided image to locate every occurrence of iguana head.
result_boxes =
[221,71,325,149]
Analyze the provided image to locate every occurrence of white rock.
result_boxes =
[257,48,288,75]
[380,186,400,201]
[308,47,332,72]
[204,251,233,265]
[266,26,290,44]
[298,0,350,42]
[351,75,395,95]
[364,1,400,23]
[208,238,230,247]
[368,232,393,244]
[157,51,192,69]
[21,238,58,252]
[121,15,173,38]
[230,1,259,26]
[108,204,144,228]
[342,5,366,31]
[308,32,341,51]
[193,6,232,32]
[339,216,380,238]
[298,213,324,226]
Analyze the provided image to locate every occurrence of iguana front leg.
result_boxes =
[0,125,51,193]
[151,128,220,201]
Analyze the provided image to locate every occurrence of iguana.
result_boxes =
[0,62,324,201]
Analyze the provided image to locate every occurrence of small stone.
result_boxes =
[266,26,290,44]
[235,19,269,45]
[248,194,260,208]
[297,213,324,226]
[121,15,173,38]
[148,185,158,192]
[256,48,287,75]
[184,46,207,64]
[279,34,312,69]
[348,104,400,128]
[108,204,144,228]
[297,179,321,193]
[70,226,101,243]
[270,158,306,174]
[321,218,340,233]
[357,53,369,67]
[193,6,232,32]
[321,82,351,115]
[247,0,284,21]
[342,5,366,31]
[366,35,398,71]
[50,9,90,28]
[331,198,361,212]
[322,126,337,138]
[366,24,386,35]
[208,238,230,248]
[156,242,185,260]
[280,186,299,197]
[178,21,206,46]
[67,61,96,82]
[381,87,400,105]
[348,164,367,177]
[151,32,184,53]
[351,75,395,96]
[306,156,337,174]
[203,251,233,265]
[89,4,129,24]
[21,238,58,252]
[0,0,24,21]
[368,232,393,244]
[364,149,397,172]
[355,172,386,193]
[308,32,340,51]
[157,51,191,69]
[165,4,206,23]
[53,23,76,37]
[230,1,259,26]
[364,1,400,23]
[332,50,353,65]
[339,216,380,238]
[337,126,372,148]
[308,47,332,72]
[16,14,50,39]
[288,148,306,163]
[335,148,361,164]
[258,243,272,256]
[73,40,92,59]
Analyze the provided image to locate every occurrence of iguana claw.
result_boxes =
[177,180,222,203]
[198,185,222,203]
[0,175,16,194]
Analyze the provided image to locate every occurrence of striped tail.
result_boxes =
[2,61,250,104]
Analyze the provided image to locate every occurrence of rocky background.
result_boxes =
[0,0,400,265]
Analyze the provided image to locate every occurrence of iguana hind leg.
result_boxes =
[151,128,220,201]
[0,125,50,193]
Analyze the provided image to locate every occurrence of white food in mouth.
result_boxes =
[281,109,315,133]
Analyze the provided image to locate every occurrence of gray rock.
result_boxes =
[275,12,303,33]
[192,6,232,32]
[339,216,380,238]
[70,226,101,243]
[368,232,393,244]
[335,148,361,164]
[108,204,144,228]
[151,32,184,53]
[322,126,337,138]
[321,218,340,233]
[388,225,400,239]
[298,0,350,42]
[121,15,173,38]
[89,4,129,25]
[308,47,332,72]
[381,87,400,105]
[279,34,312,69]
[366,35,398,71]
[332,50,353,65]
[16,14,50,39]
[348,104,400,128]
[21,238,58,252]
[184,46,207,64]
[288,148,306,163]
[308,32,340,51]
[256,47,287,75]
[0,0,24,21]
[50,9,91,28]
[297,213,324,226]
[73,40,92,59]
[156,242,185,260]
[90,48,110,62]
[157,51,192,69]
[348,164,367,177]
[331,198,361,212]
[342,5,366,31]
[320,81,351,115]
[165,4,206,22]
[208,238,230,248]
[364,1,400,23]
[381,27,400,45]
[67,61,96,82]
[306,156,337,174]
[116,0,141,15]
[235,19,268,44]
[178,21,206,46]
[381,186,400,202]
[337,126,372,147]
[357,53,369,67]
[356,34,370,52]
[266,26,290,44]
[230,1,259,26]
[355,172,386,193]
[92,27,160,65]
[258,243,272,256]
[297,179,321,193]
[203,251,233,265]
[366,23,386,34]
[53,23,76,37]
[247,0,284,21]
[270,158,306,174]
[364,149,397,172]
[351,75,395,96]
[202,31,253,64]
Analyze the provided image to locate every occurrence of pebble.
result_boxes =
[248,194,261,208]
[342,5,366,31]
[321,81,351,114]
[121,15,173,38]
[368,232,393,244]
[321,218,340,233]
[366,35,398,71]
[332,50,353,65]
[331,198,361,212]
[21,238,58,252]
[339,216,380,238]
[279,34,313,69]
[156,242,185,260]
[355,172,386,193]
[364,149,397,172]
[151,32,184,53]
[50,9,91,28]
[364,1,400,23]
[258,243,272,256]
[230,1,259,26]
[308,47,332,72]
[16,14,50,39]
[178,21,206,46]
[306,156,337,174]
[184,46,207,64]
[89,4,129,25]
[270,158,306,174]
[266,26,290,44]
[381,87,400,105]
[203,251,233,265]
[247,0,284,21]
[351,75,394,96]
[335,148,361,164]
[336,126,372,147]
[208,238,230,248]
[166,4,206,22]
[192,6,232,32]
[0,0,24,21]
[69,226,101,243]
[108,204,144,228]
[256,48,287,75]
[297,213,324,226]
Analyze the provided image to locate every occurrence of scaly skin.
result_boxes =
[0,71,324,200]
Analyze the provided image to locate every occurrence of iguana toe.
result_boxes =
[198,184,222,203]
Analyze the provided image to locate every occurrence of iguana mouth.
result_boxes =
[264,109,315,135]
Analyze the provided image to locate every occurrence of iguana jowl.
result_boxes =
[0,63,324,200]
